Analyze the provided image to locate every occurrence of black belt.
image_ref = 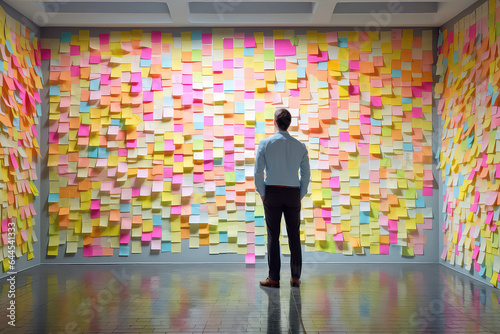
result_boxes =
[267,185,299,189]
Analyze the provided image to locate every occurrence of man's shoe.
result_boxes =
[259,277,280,288]
[290,278,300,287]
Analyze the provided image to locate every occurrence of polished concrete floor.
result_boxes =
[1,263,500,333]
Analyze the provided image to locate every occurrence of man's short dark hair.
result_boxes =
[274,108,292,131]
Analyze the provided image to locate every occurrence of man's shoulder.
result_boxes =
[288,135,307,149]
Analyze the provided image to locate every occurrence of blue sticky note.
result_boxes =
[415,196,425,208]
[391,70,401,77]
[338,38,348,48]
[12,117,20,131]
[255,122,265,134]
[140,58,151,67]
[402,97,412,104]
[119,246,130,256]
[142,77,152,91]
[403,142,413,151]
[5,40,13,54]
[153,215,163,226]
[245,211,255,222]
[194,122,204,130]
[98,147,108,158]
[162,55,172,68]
[80,102,91,114]
[317,62,327,71]
[48,193,59,203]
[244,48,254,57]
[235,170,245,182]
[161,241,171,252]
[360,211,369,224]
[61,32,72,43]
[88,147,98,158]
[255,217,265,227]
[274,82,285,92]
[219,232,228,243]
[49,85,60,96]
[120,203,131,213]
[297,67,306,78]
[163,96,173,107]
[255,235,266,245]
[192,31,202,40]
[371,118,381,126]
[479,264,486,276]
[191,204,200,215]
[235,102,244,114]
[224,80,234,92]
[89,79,100,91]
[216,186,226,195]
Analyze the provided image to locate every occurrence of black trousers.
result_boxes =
[263,185,302,281]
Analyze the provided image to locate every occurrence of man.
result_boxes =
[254,108,310,288]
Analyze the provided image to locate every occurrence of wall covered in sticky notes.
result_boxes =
[42,28,435,262]
[435,0,500,287]
[0,6,42,271]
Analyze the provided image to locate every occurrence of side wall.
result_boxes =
[436,0,500,288]
[0,0,41,280]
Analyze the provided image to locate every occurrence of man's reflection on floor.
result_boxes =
[261,286,303,333]
[289,287,302,333]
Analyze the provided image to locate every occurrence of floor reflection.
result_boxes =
[0,263,499,333]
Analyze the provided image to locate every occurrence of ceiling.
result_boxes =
[5,0,477,28]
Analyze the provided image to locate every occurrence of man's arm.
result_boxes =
[299,148,310,200]
[254,141,266,199]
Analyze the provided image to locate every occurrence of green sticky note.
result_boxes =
[264,49,274,61]
[225,172,235,184]
[402,246,414,257]
[191,50,202,61]
[380,158,391,167]
[381,126,392,137]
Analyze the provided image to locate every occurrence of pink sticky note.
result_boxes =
[326,32,337,43]
[389,232,398,244]
[371,96,382,107]
[78,125,89,137]
[151,31,161,43]
[379,244,389,254]
[244,36,255,48]
[333,233,343,241]
[440,247,448,260]
[41,49,51,60]
[141,232,152,242]
[412,107,423,118]
[120,234,131,244]
[422,187,433,196]
[82,246,93,257]
[202,33,212,44]
[275,39,296,56]
[245,253,255,264]
[223,38,233,49]
[152,226,162,238]
[171,206,182,215]
[485,211,494,225]
[141,48,152,59]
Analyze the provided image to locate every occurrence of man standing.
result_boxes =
[254,108,310,288]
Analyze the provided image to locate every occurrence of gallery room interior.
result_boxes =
[1,0,500,332]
